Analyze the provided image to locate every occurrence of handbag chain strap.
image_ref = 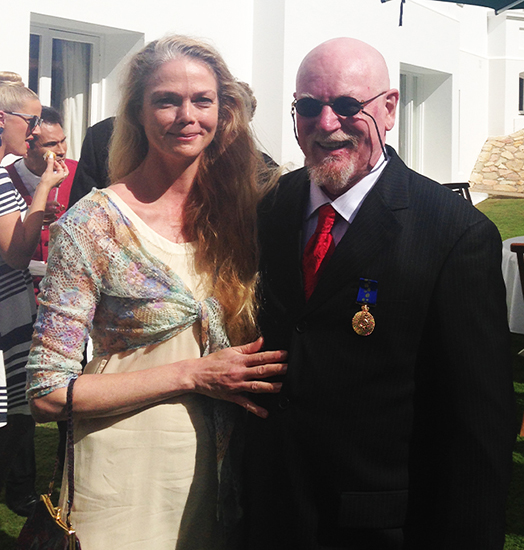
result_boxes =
[44,377,77,528]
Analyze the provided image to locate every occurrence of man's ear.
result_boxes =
[384,89,399,132]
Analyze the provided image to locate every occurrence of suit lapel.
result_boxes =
[259,169,309,311]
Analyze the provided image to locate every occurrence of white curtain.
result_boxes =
[56,40,91,160]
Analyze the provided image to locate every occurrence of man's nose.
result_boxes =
[56,141,67,156]
[317,105,341,133]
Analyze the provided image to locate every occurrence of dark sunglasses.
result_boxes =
[292,91,387,118]
[5,111,43,133]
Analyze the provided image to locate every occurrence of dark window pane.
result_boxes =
[51,38,91,131]
[29,34,40,94]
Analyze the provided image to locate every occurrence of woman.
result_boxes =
[26,36,286,549]
[0,73,67,502]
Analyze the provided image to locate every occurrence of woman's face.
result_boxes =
[1,98,42,157]
[140,57,219,165]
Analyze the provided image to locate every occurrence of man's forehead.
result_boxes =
[296,39,388,97]
[39,123,66,142]
[296,62,371,98]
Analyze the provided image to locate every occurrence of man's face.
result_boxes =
[294,42,397,197]
[26,122,67,175]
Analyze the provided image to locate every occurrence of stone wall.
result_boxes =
[470,129,524,197]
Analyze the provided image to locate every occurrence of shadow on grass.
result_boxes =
[0,423,60,550]
[507,438,524,538]
[0,530,17,550]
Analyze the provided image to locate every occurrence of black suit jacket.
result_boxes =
[244,148,516,549]
[68,117,114,208]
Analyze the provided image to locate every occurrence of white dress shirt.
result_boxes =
[303,154,389,251]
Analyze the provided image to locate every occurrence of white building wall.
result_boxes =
[488,12,524,136]
[2,1,524,183]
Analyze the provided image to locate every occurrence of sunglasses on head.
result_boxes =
[292,91,387,118]
[5,111,43,133]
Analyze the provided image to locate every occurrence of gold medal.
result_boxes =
[352,304,375,336]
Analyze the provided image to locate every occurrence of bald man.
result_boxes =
[244,38,515,550]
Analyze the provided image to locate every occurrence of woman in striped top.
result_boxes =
[0,72,67,504]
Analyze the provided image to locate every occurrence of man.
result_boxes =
[245,38,516,550]
[68,116,113,207]
[3,106,76,517]
[6,106,77,296]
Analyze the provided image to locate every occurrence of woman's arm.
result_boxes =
[0,157,68,270]
[27,202,286,423]
[31,338,287,422]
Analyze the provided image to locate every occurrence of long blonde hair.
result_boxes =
[109,36,268,344]
[0,72,38,111]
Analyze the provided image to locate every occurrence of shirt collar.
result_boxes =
[306,153,389,224]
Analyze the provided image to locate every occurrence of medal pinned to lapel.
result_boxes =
[352,278,377,336]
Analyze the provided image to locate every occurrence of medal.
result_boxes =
[353,278,377,336]
[352,304,375,336]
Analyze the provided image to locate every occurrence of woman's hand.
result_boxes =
[31,338,287,422]
[0,157,69,269]
[39,156,69,191]
[189,337,287,418]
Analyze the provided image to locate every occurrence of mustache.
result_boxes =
[311,131,360,148]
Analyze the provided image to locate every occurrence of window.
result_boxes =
[29,15,143,160]
[29,24,99,159]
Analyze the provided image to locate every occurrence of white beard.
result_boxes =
[305,131,361,196]
[307,155,359,196]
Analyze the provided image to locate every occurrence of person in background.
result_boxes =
[0,72,67,517]
[26,35,286,549]
[244,37,516,550]
[67,116,113,208]
[4,105,76,515]
[5,105,77,297]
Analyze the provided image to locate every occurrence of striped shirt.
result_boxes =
[0,167,36,415]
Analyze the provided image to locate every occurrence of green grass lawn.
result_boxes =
[1,196,524,548]
[0,423,61,549]
[477,198,524,242]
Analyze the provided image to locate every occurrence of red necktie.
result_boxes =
[302,203,336,301]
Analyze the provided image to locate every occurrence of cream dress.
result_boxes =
[61,189,224,550]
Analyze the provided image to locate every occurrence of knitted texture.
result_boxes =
[26,188,230,397]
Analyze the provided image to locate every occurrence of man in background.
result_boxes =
[68,116,113,207]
